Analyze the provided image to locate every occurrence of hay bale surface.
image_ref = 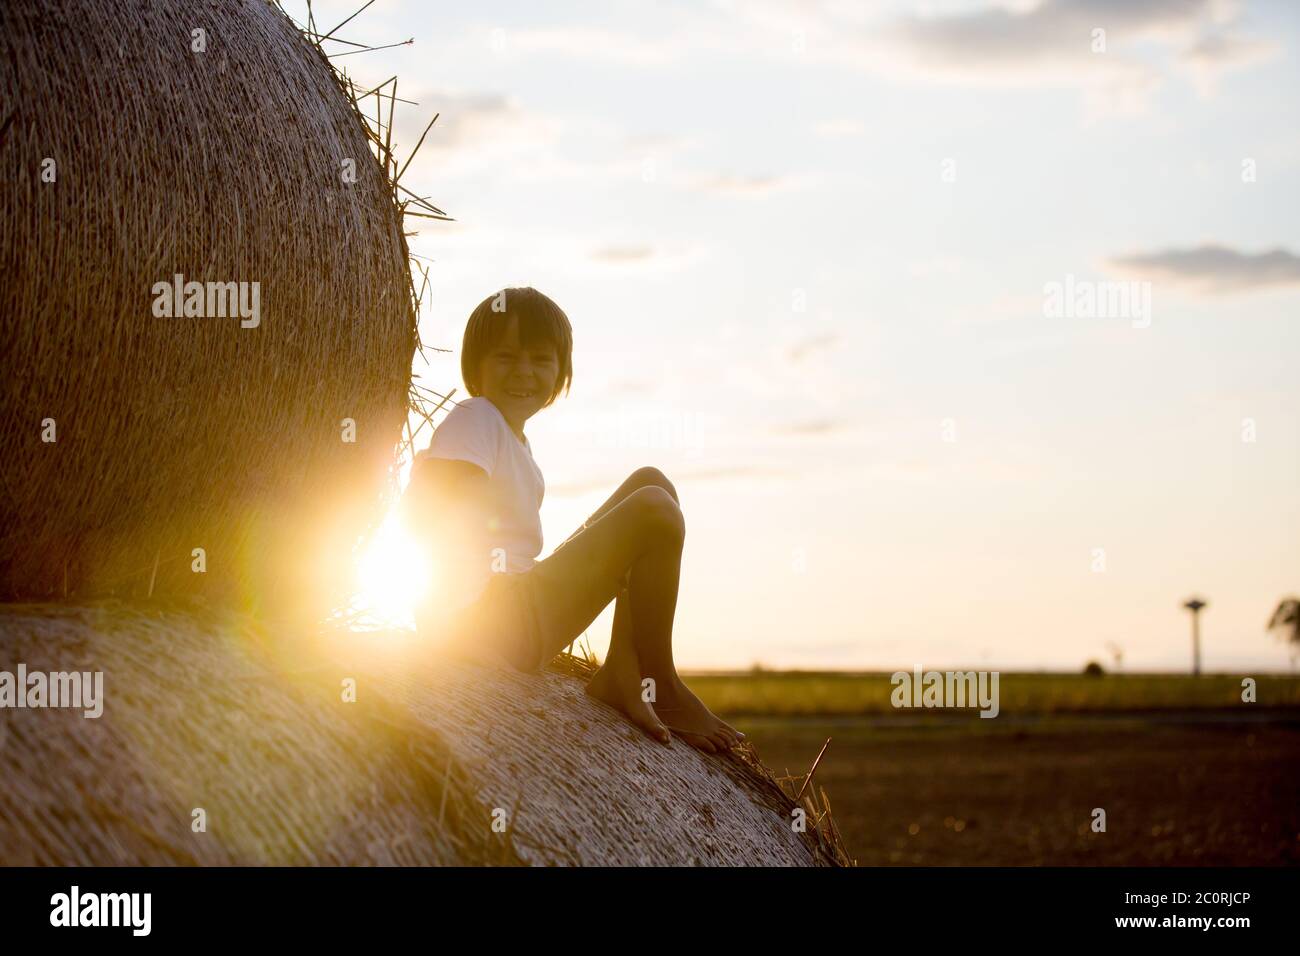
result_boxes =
[0,602,833,866]
[374,665,826,866]
[0,601,493,865]
[0,0,416,607]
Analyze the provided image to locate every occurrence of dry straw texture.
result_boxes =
[0,601,506,865]
[1,601,842,866]
[0,0,419,612]
[366,658,845,866]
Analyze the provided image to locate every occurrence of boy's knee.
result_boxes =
[629,465,678,505]
[627,486,684,542]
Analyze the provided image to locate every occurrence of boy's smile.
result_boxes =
[477,315,559,440]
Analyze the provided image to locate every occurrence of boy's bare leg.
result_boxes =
[532,484,742,752]
[584,582,672,744]
[528,490,679,745]
[525,487,730,749]
[584,469,744,752]
[600,579,742,754]
[617,526,744,753]
[553,466,676,554]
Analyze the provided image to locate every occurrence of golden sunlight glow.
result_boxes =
[355,509,432,627]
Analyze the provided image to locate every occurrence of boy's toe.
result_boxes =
[636,715,671,745]
[711,725,738,747]
[680,731,717,754]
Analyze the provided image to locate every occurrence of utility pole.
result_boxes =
[1183,597,1207,676]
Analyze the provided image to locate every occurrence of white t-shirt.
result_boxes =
[414,396,545,613]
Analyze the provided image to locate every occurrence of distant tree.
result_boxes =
[1083,660,1105,677]
[1267,597,1300,669]
[1104,641,1124,671]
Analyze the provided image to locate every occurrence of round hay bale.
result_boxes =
[0,602,840,866]
[0,601,505,865]
[0,0,417,611]
[371,663,837,865]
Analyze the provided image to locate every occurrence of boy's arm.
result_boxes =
[404,457,494,595]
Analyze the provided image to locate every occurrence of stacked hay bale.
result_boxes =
[0,0,416,614]
[371,654,842,865]
[0,601,504,865]
[0,601,841,866]
[0,0,843,866]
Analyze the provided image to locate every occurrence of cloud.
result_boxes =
[391,88,655,185]
[874,0,1257,113]
[483,23,690,67]
[582,241,712,275]
[677,464,790,482]
[666,314,857,415]
[601,379,657,396]
[1179,28,1279,92]
[390,89,717,190]
[783,331,842,363]
[686,172,799,197]
[622,132,701,154]
[590,244,656,263]
[544,476,626,497]
[1108,244,1300,294]
[739,0,1274,116]
[439,1,1274,120]
[385,88,585,185]
[460,5,792,70]
[546,464,787,498]
[768,418,846,436]
[1181,28,1277,70]
[887,0,1217,67]
[396,90,532,153]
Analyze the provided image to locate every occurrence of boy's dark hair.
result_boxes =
[461,287,573,408]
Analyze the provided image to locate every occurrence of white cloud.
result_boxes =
[685,170,815,197]
[585,242,714,274]
[485,25,684,67]
[1109,244,1300,294]
[464,1,1277,119]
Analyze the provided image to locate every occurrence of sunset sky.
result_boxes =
[294,0,1300,671]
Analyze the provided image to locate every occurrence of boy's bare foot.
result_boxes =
[650,676,745,754]
[584,653,671,746]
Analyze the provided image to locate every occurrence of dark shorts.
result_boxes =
[429,569,549,673]
[417,528,604,674]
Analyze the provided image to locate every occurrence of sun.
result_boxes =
[354,508,433,627]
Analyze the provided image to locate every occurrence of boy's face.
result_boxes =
[477,315,559,432]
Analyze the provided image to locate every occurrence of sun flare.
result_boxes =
[354,509,432,627]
